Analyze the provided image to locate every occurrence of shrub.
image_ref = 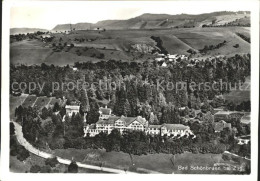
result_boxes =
[30,165,41,173]
[233,44,239,48]
[40,165,52,173]
[16,146,30,161]
[68,161,78,173]
[10,122,15,135]
[222,153,232,161]
[45,157,59,167]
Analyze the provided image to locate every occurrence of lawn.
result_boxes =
[10,147,108,173]
[33,96,51,110]
[48,97,62,107]
[224,76,250,104]
[22,95,37,108]
[11,27,250,66]
[50,148,245,174]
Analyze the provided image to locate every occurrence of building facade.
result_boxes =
[84,115,194,138]
[84,115,148,137]
[65,105,80,117]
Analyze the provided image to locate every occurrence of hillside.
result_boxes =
[10,28,48,35]
[52,23,93,31]
[10,27,250,66]
[51,11,250,31]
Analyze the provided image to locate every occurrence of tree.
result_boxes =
[30,165,41,173]
[10,122,15,135]
[53,102,60,112]
[68,161,78,173]
[45,157,59,168]
[41,107,49,119]
[80,89,90,113]
[87,101,100,124]
[40,165,52,173]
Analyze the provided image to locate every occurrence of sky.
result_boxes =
[10,1,252,30]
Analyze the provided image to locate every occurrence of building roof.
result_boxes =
[65,105,80,110]
[136,116,147,126]
[120,116,138,126]
[99,107,111,115]
[96,116,120,125]
[213,121,231,132]
[162,124,189,130]
[214,111,232,116]
[148,125,162,129]
[161,62,167,67]
[240,114,250,124]
[96,115,147,126]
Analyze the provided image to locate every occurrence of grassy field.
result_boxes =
[10,40,53,65]
[50,148,245,174]
[11,95,63,117]
[224,76,250,103]
[22,95,37,107]
[48,97,62,107]
[33,96,51,110]
[11,27,250,66]
[10,152,108,173]
[10,94,28,119]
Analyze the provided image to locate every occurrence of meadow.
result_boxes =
[10,27,250,66]
[50,148,244,174]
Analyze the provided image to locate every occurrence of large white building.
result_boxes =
[84,110,194,138]
[84,115,148,137]
[147,124,193,137]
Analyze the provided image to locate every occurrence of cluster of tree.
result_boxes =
[199,40,227,53]
[10,125,30,162]
[15,104,85,150]
[74,37,96,42]
[202,17,250,28]
[52,42,69,52]
[150,36,168,55]
[187,48,197,55]
[11,53,250,125]
[236,33,250,43]
[29,156,69,173]
[10,31,47,43]
[62,124,230,156]
[226,100,250,112]
[13,100,250,159]
[41,35,54,43]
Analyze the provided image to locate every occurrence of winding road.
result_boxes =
[12,121,136,174]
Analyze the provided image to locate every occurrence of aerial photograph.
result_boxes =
[9,2,251,174]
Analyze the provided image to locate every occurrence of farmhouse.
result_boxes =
[65,105,80,117]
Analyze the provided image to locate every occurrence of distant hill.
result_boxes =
[51,11,250,31]
[52,23,93,31]
[10,28,48,35]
